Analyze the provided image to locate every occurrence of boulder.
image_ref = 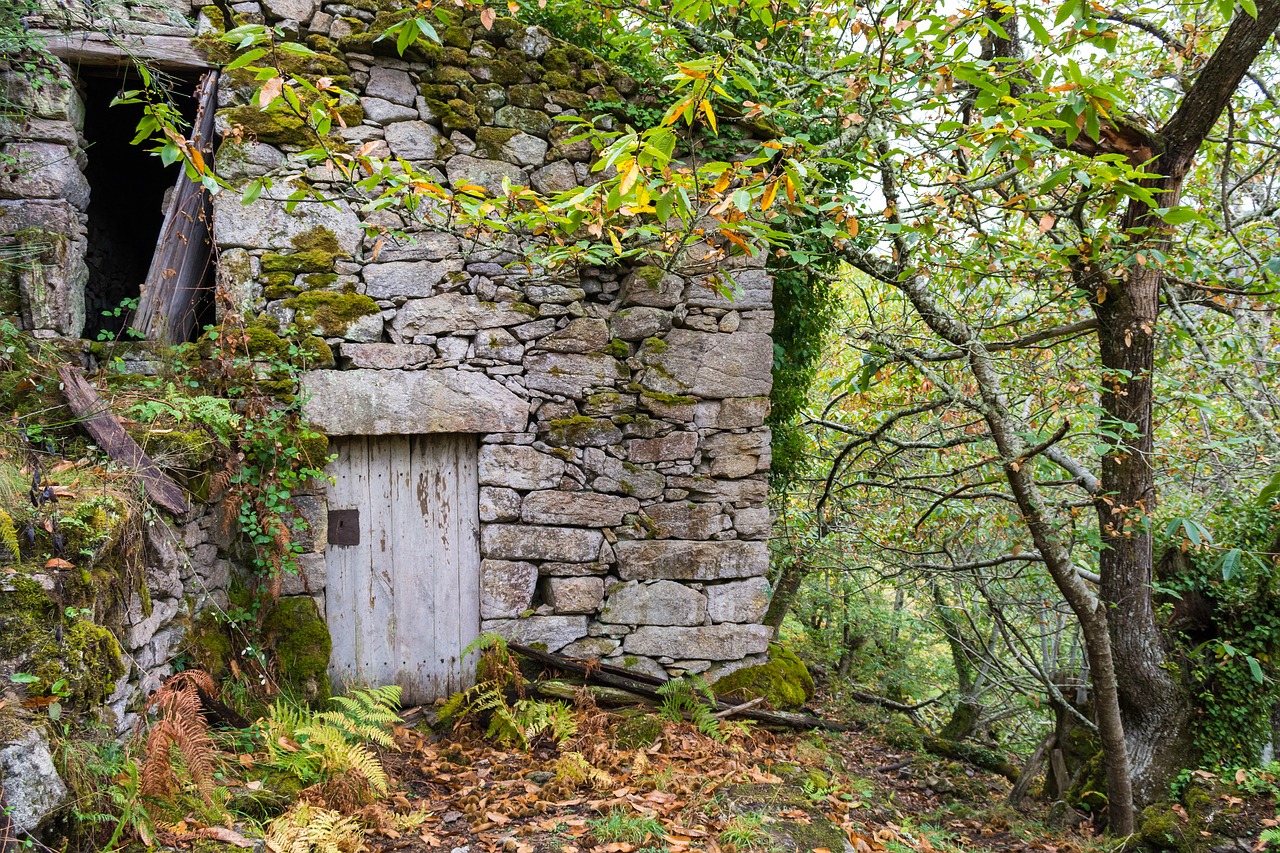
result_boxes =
[0,727,69,834]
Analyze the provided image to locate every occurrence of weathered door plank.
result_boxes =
[325,434,479,702]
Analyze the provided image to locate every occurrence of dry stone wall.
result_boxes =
[208,2,777,679]
[1,0,779,684]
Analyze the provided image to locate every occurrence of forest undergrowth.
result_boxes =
[39,635,1280,853]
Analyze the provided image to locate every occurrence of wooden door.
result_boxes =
[324,434,480,702]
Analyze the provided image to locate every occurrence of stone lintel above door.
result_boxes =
[301,368,528,435]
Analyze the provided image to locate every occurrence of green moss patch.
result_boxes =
[712,644,814,711]
[0,576,125,708]
[262,596,332,704]
[285,291,380,336]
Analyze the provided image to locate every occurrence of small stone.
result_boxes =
[620,266,685,308]
[537,317,608,352]
[364,259,464,299]
[561,636,620,657]
[531,160,578,193]
[474,327,523,362]
[541,576,604,614]
[479,445,565,490]
[481,615,588,652]
[262,0,316,21]
[445,154,528,194]
[600,580,707,626]
[731,507,771,539]
[359,96,419,125]
[365,66,417,106]
[616,539,769,581]
[645,502,726,539]
[339,342,434,370]
[525,352,625,399]
[705,577,771,623]
[0,728,68,833]
[623,624,772,660]
[480,559,538,619]
[479,486,521,522]
[494,105,554,137]
[627,432,698,463]
[520,491,639,527]
[610,306,672,340]
[384,121,450,160]
[481,524,604,562]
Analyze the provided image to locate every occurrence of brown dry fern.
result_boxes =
[140,670,218,804]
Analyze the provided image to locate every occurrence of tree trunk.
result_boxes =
[763,557,806,629]
[1082,0,1280,802]
[1092,268,1195,803]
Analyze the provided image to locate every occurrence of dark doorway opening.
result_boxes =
[80,71,204,340]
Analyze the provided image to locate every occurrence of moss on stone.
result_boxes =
[199,4,226,31]
[603,338,630,358]
[261,250,336,275]
[262,596,332,704]
[612,709,664,749]
[0,576,124,708]
[640,335,667,354]
[302,273,339,290]
[474,126,519,158]
[297,428,330,468]
[286,291,380,336]
[245,323,289,358]
[433,65,476,87]
[640,390,696,406]
[222,104,314,146]
[1139,803,1204,853]
[185,610,233,681]
[297,335,336,369]
[543,415,617,446]
[712,644,813,711]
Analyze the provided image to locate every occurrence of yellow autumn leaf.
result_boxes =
[760,179,778,211]
[619,161,640,195]
[700,98,717,134]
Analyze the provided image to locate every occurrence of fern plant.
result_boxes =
[656,676,746,742]
[260,686,401,795]
[266,801,365,853]
[441,633,579,749]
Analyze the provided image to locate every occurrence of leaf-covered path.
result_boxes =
[343,705,1092,853]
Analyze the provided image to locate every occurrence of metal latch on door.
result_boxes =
[328,509,360,545]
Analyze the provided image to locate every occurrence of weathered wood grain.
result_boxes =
[325,435,480,703]
[39,32,213,71]
[133,71,219,344]
[57,366,188,515]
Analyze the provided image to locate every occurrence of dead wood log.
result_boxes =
[58,366,189,515]
[535,680,653,707]
[1007,732,1055,805]
[508,642,858,732]
[921,733,1021,783]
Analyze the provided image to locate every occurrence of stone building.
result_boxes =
[0,0,776,709]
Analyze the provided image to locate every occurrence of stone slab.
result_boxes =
[301,368,527,434]
[616,539,769,581]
